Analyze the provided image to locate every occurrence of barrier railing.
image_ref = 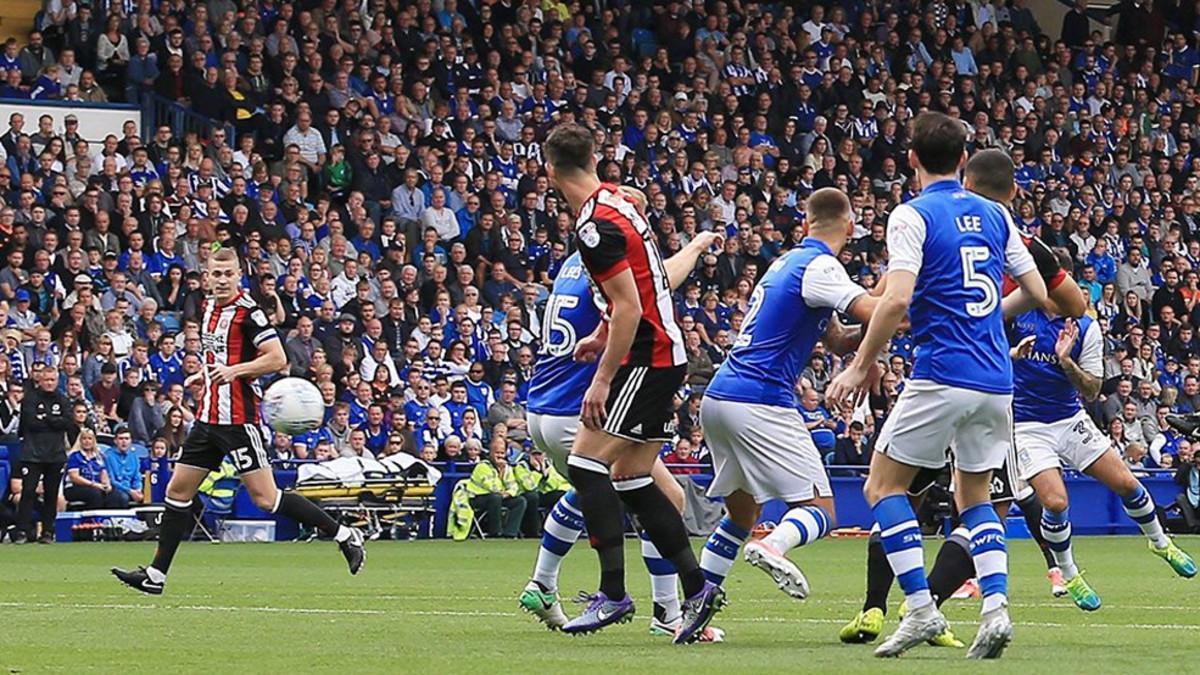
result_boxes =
[140,92,235,144]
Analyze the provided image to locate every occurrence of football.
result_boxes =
[261,377,325,435]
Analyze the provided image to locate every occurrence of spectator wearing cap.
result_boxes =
[323,312,359,365]
[9,289,39,334]
[62,272,97,310]
[513,447,569,537]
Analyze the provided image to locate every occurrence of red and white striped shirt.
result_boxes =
[575,183,687,368]
[195,292,279,425]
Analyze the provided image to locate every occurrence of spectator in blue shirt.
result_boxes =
[950,36,978,75]
[149,334,183,389]
[1164,33,1198,83]
[104,426,144,505]
[404,380,435,427]
[464,364,494,418]
[1086,238,1118,284]
[443,381,472,431]
[347,381,373,427]
[798,387,837,454]
[64,428,127,509]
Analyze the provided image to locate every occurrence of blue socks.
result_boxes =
[1040,506,1077,578]
[700,517,750,585]
[531,490,585,592]
[762,505,832,551]
[872,494,932,609]
[961,501,1009,614]
[1121,482,1169,548]
[640,530,681,623]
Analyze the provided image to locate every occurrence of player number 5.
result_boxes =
[960,246,998,317]
[542,295,579,357]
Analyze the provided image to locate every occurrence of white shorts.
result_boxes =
[1014,410,1111,481]
[700,397,832,504]
[876,380,1013,473]
[528,412,579,475]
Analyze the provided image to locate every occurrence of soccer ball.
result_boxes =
[262,377,325,435]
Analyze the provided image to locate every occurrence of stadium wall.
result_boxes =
[0,99,142,151]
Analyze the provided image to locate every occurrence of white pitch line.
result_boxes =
[100,592,1200,613]
[0,601,508,619]
[5,601,1199,631]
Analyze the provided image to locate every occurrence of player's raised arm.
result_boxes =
[999,211,1047,318]
[665,231,723,290]
[1054,317,1102,401]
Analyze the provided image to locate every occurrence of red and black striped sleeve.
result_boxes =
[1024,235,1068,291]
[577,218,630,283]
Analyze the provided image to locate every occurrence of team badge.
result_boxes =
[579,222,600,248]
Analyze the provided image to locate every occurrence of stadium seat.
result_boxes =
[193,491,236,543]
[632,28,656,59]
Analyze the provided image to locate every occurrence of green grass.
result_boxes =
[2,536,1199,673]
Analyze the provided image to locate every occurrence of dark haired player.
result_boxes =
[828,112,1047,658]
[543,124,722,643]
[841,148,1090,648]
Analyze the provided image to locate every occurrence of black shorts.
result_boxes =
[988,458,1023,504]
[177,422,269,474]
[906,465,948,497]
[601,364,685,442]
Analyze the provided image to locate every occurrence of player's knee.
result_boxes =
[862,480,886,506]
[249,489,279,512]
[164,485,195,505]
[1113,474,1140,498]
[1040,491,1069,514]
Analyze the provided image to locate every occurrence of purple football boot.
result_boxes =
[673,581,727,644]
[560,592,636,635]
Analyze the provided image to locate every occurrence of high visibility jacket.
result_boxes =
[466,459,519,496]
[514,458,570,494]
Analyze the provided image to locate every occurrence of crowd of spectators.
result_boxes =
[5,0,1200,538]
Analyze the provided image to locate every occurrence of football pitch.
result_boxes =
[2,536,1198,674]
